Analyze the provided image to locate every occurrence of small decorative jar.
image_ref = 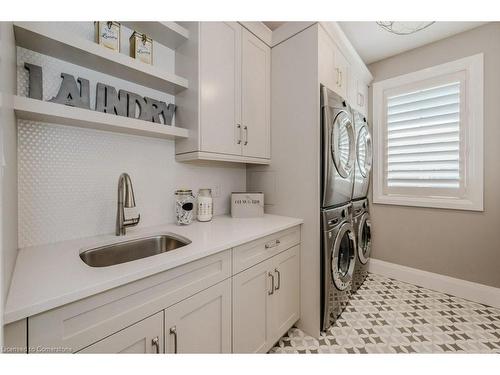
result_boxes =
[197,189,213,222]
[175,189,195,225]
[95,21,121,52]
[130,31,153,65]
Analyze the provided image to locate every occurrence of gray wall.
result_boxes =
[368,22,500,288]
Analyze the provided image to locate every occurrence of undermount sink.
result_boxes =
[79,233,192,267]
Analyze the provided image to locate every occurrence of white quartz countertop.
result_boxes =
[5,214,303,324]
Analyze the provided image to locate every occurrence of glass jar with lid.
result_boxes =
[197,188,213,222]
[175,189,195,225]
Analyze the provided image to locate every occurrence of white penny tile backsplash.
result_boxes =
[17,22,246,248]
[18,121,245,248]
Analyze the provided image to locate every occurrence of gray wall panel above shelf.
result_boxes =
[13,22,189,95]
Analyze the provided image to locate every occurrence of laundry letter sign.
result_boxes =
[24,63,177,125]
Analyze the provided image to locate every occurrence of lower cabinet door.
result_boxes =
[232,258,272,353]
[78,311,163,354]
[164,279,231,353]
[269,245,300,344]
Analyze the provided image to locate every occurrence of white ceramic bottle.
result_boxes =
[197,188,213,222]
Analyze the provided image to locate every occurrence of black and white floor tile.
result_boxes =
[271,273,500,354]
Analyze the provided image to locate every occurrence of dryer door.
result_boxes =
[331,110,355,178]
[357,213,371,264]
[356,124,372,178]
[331,223,356,291]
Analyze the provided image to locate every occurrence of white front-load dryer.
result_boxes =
[321,85,356,208]
[352,110,372,200]
[321,203,356,331]
[351,198,371,293]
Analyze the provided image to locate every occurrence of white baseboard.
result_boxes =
[368,258,500,309]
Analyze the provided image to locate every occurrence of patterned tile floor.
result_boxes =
[271,273,500,353]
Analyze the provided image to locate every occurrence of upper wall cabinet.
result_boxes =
[175,22,271,165]
[318,29,348,99]
[241,28,271,159]
[318,24,370,117]
[349,69,369,117]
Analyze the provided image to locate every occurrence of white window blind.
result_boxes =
[372,54,484,211]
[386,81,461,190]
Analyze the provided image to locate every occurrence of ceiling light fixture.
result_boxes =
[376,21,435,35]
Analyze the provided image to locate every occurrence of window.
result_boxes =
[372,54,484,211]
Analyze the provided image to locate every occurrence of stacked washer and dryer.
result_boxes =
[320,85,372,331]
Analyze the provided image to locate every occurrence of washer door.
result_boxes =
[331,110,355,178]
[357,213,372,264]
[356,124,372,178]
[331,223,356,290]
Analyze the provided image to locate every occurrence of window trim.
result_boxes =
[372,54,484,211]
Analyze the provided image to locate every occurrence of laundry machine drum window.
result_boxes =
[331,223,356,291]
[357,214,372,264]
[356,125,372,178]
[331,111,355,179]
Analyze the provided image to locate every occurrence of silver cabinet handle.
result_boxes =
[335,68,340,86]
[236,124,242,145]
[268,272,275,295]
[274,268,281,291]
[243,126,248,145]
[151,336,160,354]
[339,70,343,88]
[265,239,281,249]
[169,326,178,354]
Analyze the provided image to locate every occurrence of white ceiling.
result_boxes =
[338,22,487,65]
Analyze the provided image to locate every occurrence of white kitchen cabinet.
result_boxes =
[165,279,231,353]
[232,245,300,353]
[318,26,349,99]
[348,68,369,116]
[333,46,349,99]
[199,22,242,156]
[78,312,163,354]
[18,224,301,354]
[232,256,272,353]
[241,27,271,159]
[175,22,271,164]
[269,245,300,344]
[318,29,336,91]
[356,79,369,116]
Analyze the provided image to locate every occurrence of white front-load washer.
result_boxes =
[352,110,372,201]
[321,85,356,208]
[321,203,356,331]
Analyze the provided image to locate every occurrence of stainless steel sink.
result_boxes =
[79,233,192,267]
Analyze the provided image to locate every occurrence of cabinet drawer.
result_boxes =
[232,225,300,274]
[29,250,230,353]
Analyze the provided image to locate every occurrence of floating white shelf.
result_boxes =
[13,96,189,141]
[121,22,189,50]
[13,22,189,95]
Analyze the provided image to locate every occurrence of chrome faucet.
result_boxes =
[116,173,140,236]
